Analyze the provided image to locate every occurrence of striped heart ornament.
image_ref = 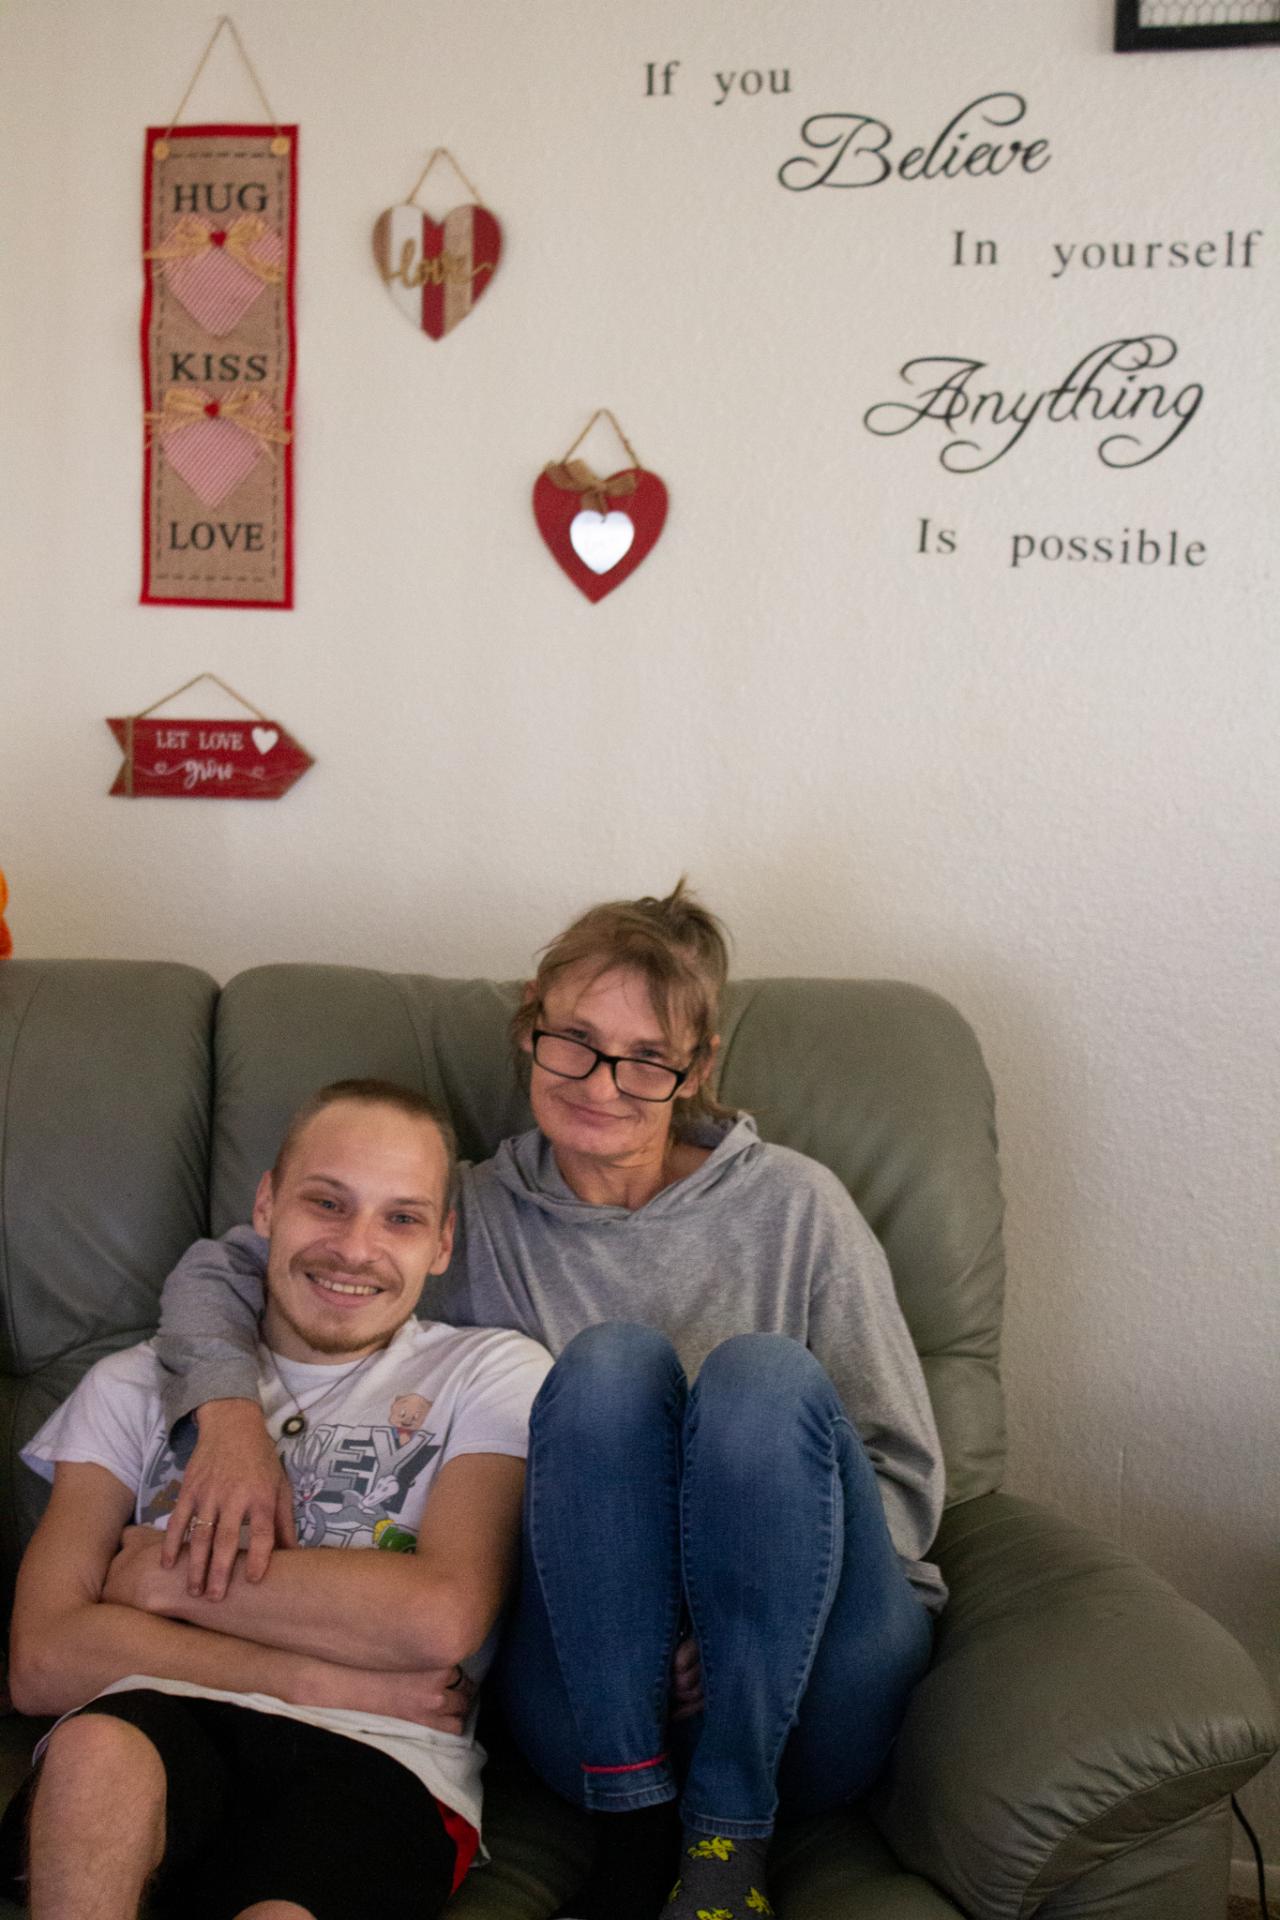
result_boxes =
[373,203,502,339]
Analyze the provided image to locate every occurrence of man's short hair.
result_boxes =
[271,1079,458,1205]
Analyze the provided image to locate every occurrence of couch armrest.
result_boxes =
[872,1493,1277,1920]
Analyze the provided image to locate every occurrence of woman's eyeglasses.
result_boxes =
[531,1029,694,1103]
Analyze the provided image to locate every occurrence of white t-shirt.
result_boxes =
[23,1317,552,1835]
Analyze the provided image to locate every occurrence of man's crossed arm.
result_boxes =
[110,1450,523,1671]
[9,1451,524,1728]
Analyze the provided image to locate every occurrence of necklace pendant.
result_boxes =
[282,1412,307,1437]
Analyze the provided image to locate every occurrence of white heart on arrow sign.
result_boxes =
[570,510,635,575]
[251,726,279,755]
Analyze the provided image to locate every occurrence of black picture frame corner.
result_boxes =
[1115,0,1280,49]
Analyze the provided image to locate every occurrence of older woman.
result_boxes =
[157,884,944,1920]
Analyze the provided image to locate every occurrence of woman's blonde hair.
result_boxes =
[512,879,734,1134]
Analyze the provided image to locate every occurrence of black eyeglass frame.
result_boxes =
[530,1028,696,1103]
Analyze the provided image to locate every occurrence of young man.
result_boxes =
[5,1080,551,1920]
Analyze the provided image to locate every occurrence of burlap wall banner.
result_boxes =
[142,124,297,607]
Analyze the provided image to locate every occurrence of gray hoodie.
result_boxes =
[158,1115,946,1608]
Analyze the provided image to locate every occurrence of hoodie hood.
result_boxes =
[489,1113,764,1223]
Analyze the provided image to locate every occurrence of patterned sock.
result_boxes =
[665,1830,773,1920]
[559,1801,681,1920]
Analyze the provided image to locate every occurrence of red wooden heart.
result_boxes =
[532,469,668,602]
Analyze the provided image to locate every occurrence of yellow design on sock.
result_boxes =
[688,1837,735,1862]
[695,1909,733,1920]
[746,1891,774,1915]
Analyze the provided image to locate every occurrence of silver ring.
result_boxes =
[445,1668,466,1691]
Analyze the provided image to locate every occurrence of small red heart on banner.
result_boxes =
[372,204,502,339]
[532,469,668,602]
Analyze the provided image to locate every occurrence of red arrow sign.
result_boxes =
[108,716,313,799]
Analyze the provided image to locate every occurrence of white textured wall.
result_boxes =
[3,0,1277,1865]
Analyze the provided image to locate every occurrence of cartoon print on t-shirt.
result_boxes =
[284,1420,441,1548]
[390,1393,431,1443]
[138,1434,186,1527]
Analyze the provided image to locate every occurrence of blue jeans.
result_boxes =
[497,1324,933,1839]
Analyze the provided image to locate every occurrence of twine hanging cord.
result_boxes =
[406,147,487,210]
[155,16,289,156]
[123,672,271,796]
[544,411,644,513]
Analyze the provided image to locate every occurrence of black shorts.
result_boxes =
[13,1688,461,1920]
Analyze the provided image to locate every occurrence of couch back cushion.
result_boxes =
[210,967,1006,1505]
[0,961,217,1604]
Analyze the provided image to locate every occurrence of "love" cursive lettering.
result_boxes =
[383,243,495,291]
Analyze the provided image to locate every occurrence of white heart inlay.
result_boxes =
[251,726,279,755]
[570,510,634,575]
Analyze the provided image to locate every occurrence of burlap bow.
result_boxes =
[145,213,284,284]
[144,387,292,447]
[542,460,639,516]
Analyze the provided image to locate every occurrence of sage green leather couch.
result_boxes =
[0,960,1273,1919]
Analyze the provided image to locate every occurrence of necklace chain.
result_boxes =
[265,1343,384,1438]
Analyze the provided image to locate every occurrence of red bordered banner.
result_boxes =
[142,124,297,608]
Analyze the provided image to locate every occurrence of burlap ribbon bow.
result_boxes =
[542,460,639,516]
[145,213,284,284]
[144,387,292,448]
